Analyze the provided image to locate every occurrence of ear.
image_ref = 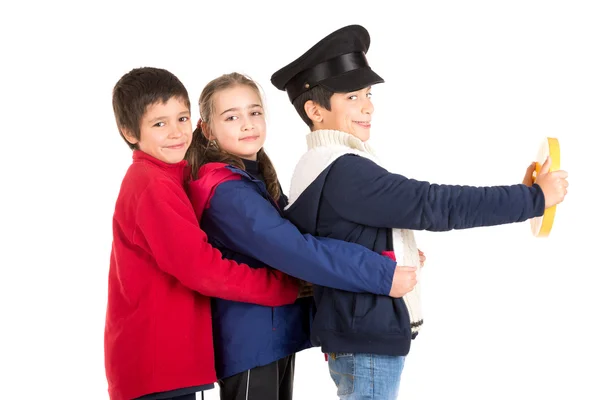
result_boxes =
[200,121,212,140]
[121,128,139,145]
[304,100,323,125]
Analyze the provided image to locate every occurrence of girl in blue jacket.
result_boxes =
[185,72,421,400]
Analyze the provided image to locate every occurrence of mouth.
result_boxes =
[165,143,186,150]
[353,121,371,128]
[240,135,260,141]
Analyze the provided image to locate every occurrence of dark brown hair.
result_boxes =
[185,72,281,201]
[292,85,334,128]
[112,67,191,149]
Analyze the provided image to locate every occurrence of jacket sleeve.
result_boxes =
[201,180,396,295]
[134,179,299,307]
[322,154,546,231]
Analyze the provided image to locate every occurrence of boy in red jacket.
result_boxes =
[104,67,302,400]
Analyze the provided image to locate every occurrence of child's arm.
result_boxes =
[199,180,397,296]
[322,154,561,231]
[134,179,299,307]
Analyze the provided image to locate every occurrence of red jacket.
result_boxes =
[105,151,299,400]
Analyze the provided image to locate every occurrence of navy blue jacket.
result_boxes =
[285,154,546,356]
[187,161,398,379]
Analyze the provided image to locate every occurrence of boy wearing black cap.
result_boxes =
[271,25,568,398]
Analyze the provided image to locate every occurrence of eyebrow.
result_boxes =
[220,104,263,116]
[345,87,372,95]
[148,110,190,124]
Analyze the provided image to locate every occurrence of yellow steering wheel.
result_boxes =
[530,137,561,237]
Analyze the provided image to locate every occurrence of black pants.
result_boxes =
[218,354,295,400]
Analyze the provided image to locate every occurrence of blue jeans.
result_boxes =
[328,353,406,400]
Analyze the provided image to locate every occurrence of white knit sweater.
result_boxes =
[287,129,423,335]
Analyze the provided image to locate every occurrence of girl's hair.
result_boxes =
[185,72,281,201]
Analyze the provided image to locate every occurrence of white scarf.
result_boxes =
[287,129,423,335]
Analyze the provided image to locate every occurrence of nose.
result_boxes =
[362,99,374,115]
[241,116,254,131]
[169,125,183,139]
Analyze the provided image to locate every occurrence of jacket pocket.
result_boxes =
[271,307,275,330]
[353,295,410,335]
[353,293,376,318]
[321,289,355,332]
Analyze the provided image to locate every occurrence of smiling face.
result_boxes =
[204,84,266,161]
[123,96,192,163]
[310,86,374,142]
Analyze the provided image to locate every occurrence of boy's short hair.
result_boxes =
[292,85,334,128]
[112,67,191,149]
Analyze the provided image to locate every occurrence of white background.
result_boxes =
[1,1,599,399]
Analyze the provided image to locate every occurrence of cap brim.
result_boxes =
[318,67,384,93]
